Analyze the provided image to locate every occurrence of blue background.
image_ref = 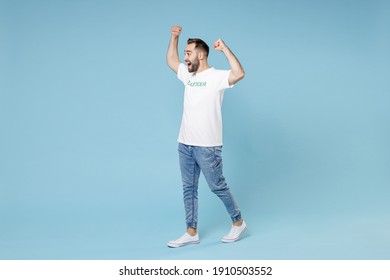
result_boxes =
[1,0,389,259]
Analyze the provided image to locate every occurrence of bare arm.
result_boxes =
[214,39,245,86]
[167,26,182,74]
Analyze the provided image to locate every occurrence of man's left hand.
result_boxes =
[213,38,227,51]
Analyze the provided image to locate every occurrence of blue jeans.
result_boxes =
[178,143,242,229]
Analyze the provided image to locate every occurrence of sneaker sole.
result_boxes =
[167,240,200,248]
[221,225,248,243]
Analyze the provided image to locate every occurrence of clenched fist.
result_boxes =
[213,38,227,51]
[171,26,182,37]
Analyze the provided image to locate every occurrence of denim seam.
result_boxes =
[190,150,197,229]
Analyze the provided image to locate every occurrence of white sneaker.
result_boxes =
[221,221,247,243]
[167,232,200,248]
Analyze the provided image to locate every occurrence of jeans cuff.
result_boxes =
[231,214,242,223]
[187,223,197,229]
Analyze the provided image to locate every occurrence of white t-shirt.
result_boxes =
[177,63,233,147]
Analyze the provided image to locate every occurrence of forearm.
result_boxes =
[167,35,181,73]
[222,46,245,85]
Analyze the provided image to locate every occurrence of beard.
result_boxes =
[188,58,200,73]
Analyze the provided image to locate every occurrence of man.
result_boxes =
[166,26,246,248]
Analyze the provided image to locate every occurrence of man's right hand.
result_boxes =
[171,26,182,37]
[167,26,182,73]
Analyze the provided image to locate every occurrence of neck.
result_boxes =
[195,62,210,74]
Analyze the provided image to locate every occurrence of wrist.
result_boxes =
[221,46,230,53]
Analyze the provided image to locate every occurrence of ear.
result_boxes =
[198,51,205,60]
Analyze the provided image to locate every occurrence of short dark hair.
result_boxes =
[187,38,209,57]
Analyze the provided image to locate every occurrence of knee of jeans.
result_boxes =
[209,180,229,193]
[182,183,198,191]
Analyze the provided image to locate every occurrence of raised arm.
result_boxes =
[214,39,245,86]
[167,26,182,74]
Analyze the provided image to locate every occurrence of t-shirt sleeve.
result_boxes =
[177,63,189,84]
[217,70,234,91]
